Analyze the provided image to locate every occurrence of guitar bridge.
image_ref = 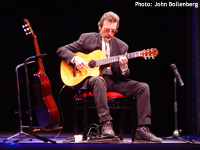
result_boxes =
[73,65,76,77]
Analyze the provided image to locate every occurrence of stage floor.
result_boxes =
[0,132,200,150]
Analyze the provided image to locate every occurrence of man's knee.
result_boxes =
[89,76,107,89]
[95,76,105,81]
[92,76,106,84]
[136,82,149,95]
[140,82,149,89]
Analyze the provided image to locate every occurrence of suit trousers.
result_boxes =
[87,75,151,126]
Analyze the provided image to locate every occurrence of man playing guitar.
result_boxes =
[57,11,162,143]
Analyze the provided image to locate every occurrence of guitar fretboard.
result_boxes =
[95,51,141,67]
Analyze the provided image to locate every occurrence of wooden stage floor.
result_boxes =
[0,132,200,150]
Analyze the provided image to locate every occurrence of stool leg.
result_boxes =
[119,110,125,140]
[131,100,137,142]
[83,97,88,140]
[73,101,79,135]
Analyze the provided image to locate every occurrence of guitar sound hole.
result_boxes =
[88,60,96,68]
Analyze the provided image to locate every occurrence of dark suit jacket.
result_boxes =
[57,32,130,81]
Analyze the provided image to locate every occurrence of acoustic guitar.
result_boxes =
[23,19,60,129]
[60,48,158,87]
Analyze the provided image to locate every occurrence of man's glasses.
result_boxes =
[103,28,118,35]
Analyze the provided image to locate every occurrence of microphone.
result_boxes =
[170,64,184,86]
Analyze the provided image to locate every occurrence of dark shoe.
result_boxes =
[101,120,115,138]
[134,126,163,143]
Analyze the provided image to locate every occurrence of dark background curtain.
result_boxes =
[186,0,200,136]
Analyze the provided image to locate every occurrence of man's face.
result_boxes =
[99,20,118,42]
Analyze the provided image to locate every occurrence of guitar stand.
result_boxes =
[164,77,195,144]
[3,54,56,144]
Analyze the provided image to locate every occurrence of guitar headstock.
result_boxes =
[140,48,159,60]
[22,19,35,37]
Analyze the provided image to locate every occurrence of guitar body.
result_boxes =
[60,50,106,87]
[34,74,60,129]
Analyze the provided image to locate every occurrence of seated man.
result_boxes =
[57,11,162,143]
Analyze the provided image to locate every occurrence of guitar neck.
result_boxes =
[23,18,46,76]
[95,51,140,67]
[33,35,45,75]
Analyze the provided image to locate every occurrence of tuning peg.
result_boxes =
[151,56,155,59]
[22,24,27,28]
[26,32,31,36]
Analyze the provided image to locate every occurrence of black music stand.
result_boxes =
[3,54,56,144]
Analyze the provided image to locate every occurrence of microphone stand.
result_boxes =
[164,77,194,143]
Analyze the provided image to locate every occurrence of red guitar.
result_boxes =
[23,19,60,129]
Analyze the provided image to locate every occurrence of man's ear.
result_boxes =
[98,24,102,32]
